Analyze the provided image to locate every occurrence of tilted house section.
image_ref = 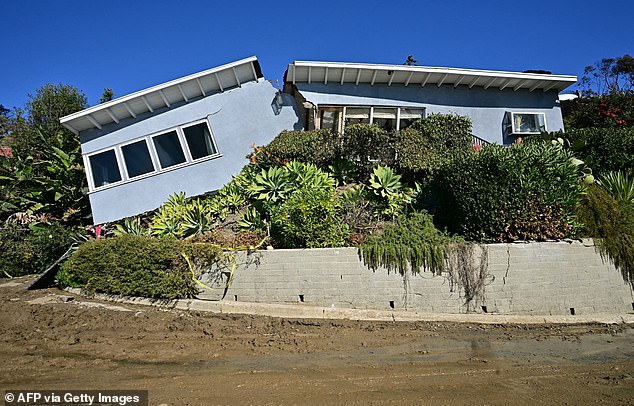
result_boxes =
[285,61,577,145]
[61,57,300,224]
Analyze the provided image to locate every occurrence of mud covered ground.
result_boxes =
[1,277,634,405]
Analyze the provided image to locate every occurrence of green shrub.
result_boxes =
[0,223,76,277]
[360,211,458,275]
[562,94,634,130]
[435,142,583,242]
[395,113,473,178]
[258,129,340,169]
[341,124,394,179]
[576,185,634,285]
[563,127,634,176]
[58,235,221,299]
[271,187,348,248]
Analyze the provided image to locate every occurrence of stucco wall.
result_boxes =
[199,241,634,315]
[81,80,301,224]
[295,83,564,145]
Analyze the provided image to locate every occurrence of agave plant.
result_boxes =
[113,217,148,236]
[182,199,216,238]
[598,171,634,207]
[247,166,291,203]
[369,166,404,198]
[237,207,265,230]
[285,161,335,190]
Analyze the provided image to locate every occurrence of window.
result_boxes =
[86,119,220,192]
[399,108,425,130]
[153,130,186,169]
[344,107,371,126]
[121,139,155,178]
[317,106,424,132]
[320,109,341,133]
[89,150,121,187]
[183,122,217,160]
[373,108,397,131]
[505,112,546,135]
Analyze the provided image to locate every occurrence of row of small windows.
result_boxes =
[87,121,218,190]
[316,106,425,133]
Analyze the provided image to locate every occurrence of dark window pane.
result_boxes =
[122,140,154,178]
[153,130,186,168]
[183,122,217,160]
[89,150,121,187]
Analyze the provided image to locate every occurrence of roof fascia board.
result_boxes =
[61,56,259,125]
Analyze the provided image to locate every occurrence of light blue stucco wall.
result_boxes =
[82,80,301,224]
[295,83,564,145]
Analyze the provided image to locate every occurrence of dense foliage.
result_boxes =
[58,235,221,299]
[0,223,76,277]
[360,212,457,275]
[562,94,634,130]
[559,127,634,176]
[252,129,340,169]
[576,184,634,285]
[395,113,473,178]
[434,142,583,242]
[1,83,90,226]
[271,187,348,248]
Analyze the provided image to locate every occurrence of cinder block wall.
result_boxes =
[198,241,634,315]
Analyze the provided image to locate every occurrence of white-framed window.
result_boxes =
[316,106,424,133]
[88,149,122,188]
[152,130,187,169]
[86,119,220,192]
[121,138,156,179]
[505,112,547,135]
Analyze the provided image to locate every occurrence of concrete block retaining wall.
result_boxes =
[198,240,634,315]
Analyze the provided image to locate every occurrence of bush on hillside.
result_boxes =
[270,186,348,249]
[341,124,394,179]
[395,113,473,178]
[252,129,340,169]
[563,127,634,176]
[58,235,221,299]
[0,223,76,278]
[434,142,583,242]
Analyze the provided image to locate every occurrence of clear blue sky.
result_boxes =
[1,0,632,110]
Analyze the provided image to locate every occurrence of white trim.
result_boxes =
[288,60,576,93]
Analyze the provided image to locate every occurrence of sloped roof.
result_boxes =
[60,56,263,134]
[286,61,577,93]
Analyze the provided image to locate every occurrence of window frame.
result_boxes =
[120,137,158,180]
[85,119,221,193]
[506,112,548,135]
[181,119,220,162]
[316,105,425,133]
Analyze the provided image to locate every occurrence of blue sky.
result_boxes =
[1,0,632,110]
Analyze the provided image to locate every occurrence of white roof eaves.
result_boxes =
[61,56,260,130]
[288,60,577,86]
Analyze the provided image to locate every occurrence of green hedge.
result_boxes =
[0,223,76,277]
[563,127,634,176]
[341,124,394,178]
[395,113,473,178]
[58,235,221,299]
[260,129,340,169]
[434,142,583,242]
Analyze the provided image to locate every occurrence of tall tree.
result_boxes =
[580,55,634,96]
[99,88,114,104]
